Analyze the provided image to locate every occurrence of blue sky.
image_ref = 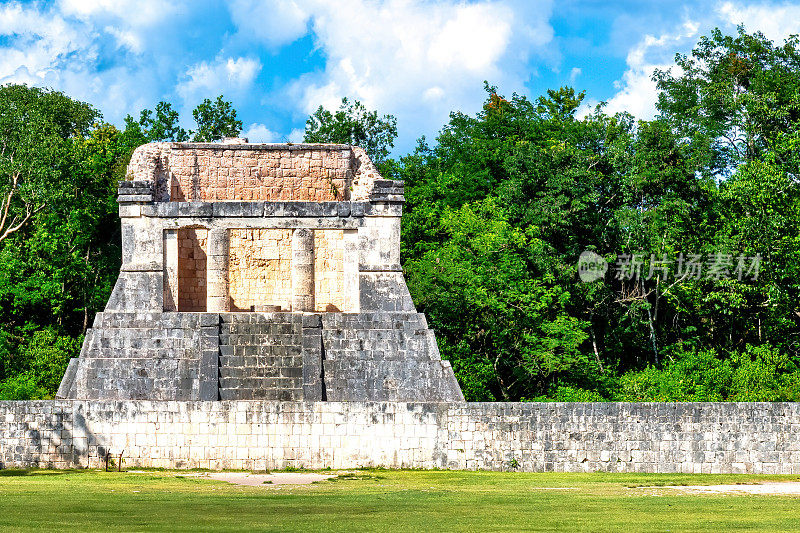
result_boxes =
[2,0,800,154]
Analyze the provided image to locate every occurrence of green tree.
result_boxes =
[405,199,591,400]
[401,86,632,399]
[304,97,398,167]
[403,25,800,401]
[0,84,97,244]
[124,101,188,143]
[0,85,127,398]
[653,28,800,369]
[616,344,800,402]
[655,27,800,178]
[191,95,243,142]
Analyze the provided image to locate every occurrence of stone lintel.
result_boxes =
[146,201,372,219]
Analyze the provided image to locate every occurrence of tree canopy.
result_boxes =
[123,95,243,144]
[397,30,800,401]
[191,95,244,142]
[303,97,398,168]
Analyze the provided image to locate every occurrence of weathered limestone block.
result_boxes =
[163,230,179,311]
[350,146,384,201]
[228,228,292,311]
[321,312,464,402]
[105,271,164,312]
[126,143,359,202]
[177,228,207,312]
[359,272,416,312]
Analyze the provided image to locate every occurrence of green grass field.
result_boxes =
[0,469,798,532]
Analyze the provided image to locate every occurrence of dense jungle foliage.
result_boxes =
[1,28,800,401]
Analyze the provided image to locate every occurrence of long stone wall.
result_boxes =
[1,401,798,473]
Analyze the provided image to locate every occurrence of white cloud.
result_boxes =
[428,4,513,73]
[228,0,310,47]
[0,3,156,117]
[288,128,305,143]
[423,86,445,102]
[0,0,270,130]
[601,2,800,121]
[569,67,581,85]
[0,0,555,151]
[103,25,144,53]
[271,0,553,149]
[717,1,800,42]
[0,3,95,81]
[602,19,699,119]
[243,123,281,143]
[0,0,196,122]
[58,0,183,53]
[177,56,262,101]
[57,0,178,28]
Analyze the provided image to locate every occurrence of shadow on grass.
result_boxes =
[0,469,76,477]
[321,473,386,483]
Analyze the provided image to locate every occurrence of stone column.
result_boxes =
[206,228,229,312]
[343,229,359,313]
[291,228,315,312]
[163,229,179,311]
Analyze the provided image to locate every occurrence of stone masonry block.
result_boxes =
[302,314,322,328]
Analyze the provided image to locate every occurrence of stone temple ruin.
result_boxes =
[57,141,463,402]
[5,143,792,475]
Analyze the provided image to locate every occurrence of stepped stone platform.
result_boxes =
[57,140,463,402]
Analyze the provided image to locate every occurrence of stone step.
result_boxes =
[322,320,427,330]
[372,179,404,188]
[217,348,301,359]
[220,324,300,335]
[219,365,301,379]
[220,313,300,324]
[218,384,299,401]
[219,336,302,347]
[93,312,216,329]
[322,328,428,337]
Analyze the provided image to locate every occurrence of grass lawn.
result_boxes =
[0,469,799,532]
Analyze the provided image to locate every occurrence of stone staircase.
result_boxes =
[217,314,304,401]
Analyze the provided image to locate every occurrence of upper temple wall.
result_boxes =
[125,141,383,203]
